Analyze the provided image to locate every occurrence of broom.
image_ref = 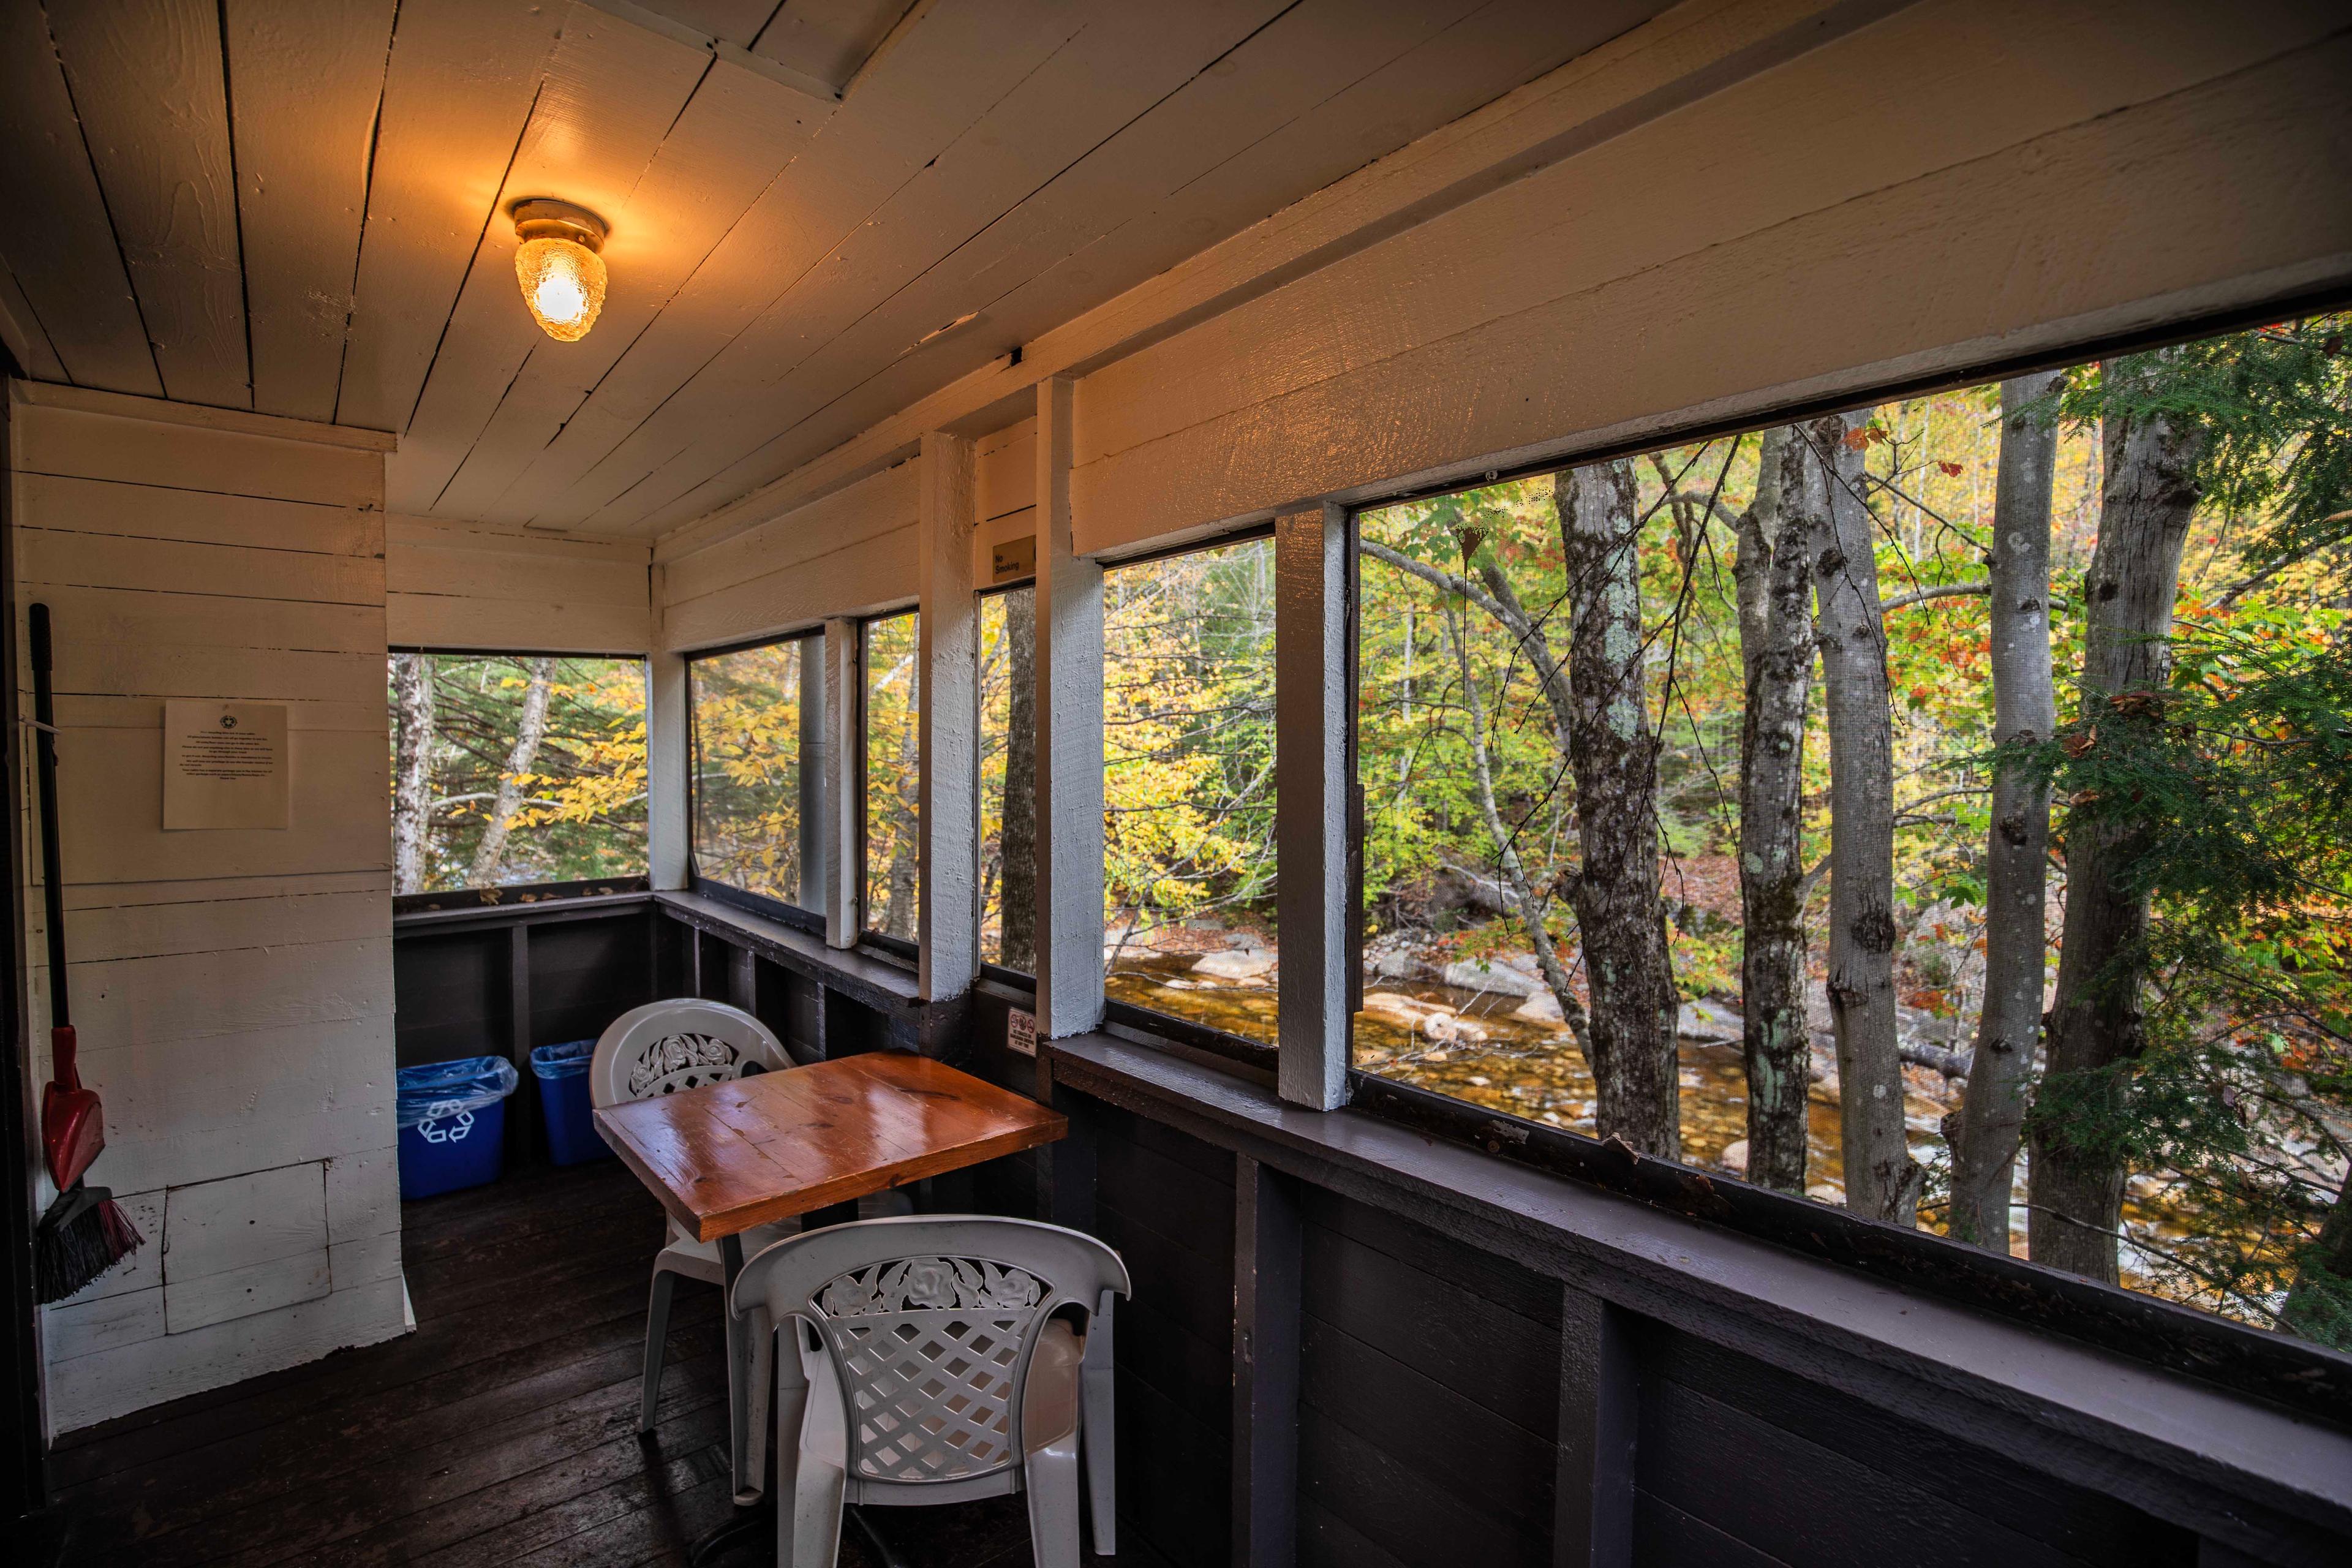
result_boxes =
[28,603,140,1303]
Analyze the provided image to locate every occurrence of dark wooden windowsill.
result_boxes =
[653,889,921,1016]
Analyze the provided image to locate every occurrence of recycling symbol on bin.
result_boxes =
[417,1099,475,1144]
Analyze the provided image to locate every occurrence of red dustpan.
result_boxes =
[43,1022,104,1191]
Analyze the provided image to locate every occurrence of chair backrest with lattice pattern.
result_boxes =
[588,998,789,1110]
[731,1216,1129,1488]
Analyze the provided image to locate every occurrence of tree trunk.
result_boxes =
[1806,412,1920,1224]
[2029,371,2206,1281]
[2282,1172,2352,1343]
[391,652,436,894]
[883,705,921,940]
[1948,372,2062,1250]
[1733,427,1815,1192]
[1000,586,1038,971]
[467,658,556,887]
[1558,462,1679,1159]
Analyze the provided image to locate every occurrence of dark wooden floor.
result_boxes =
[42,1158,1117,1567]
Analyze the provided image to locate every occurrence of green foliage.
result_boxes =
[2051,316,2352,579]
[391,654,646,892]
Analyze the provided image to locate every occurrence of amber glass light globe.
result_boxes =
[510,200,608,342]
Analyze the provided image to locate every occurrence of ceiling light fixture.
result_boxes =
[511,199,609,342]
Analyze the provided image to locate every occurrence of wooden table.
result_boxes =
[594,1050,1066,1510]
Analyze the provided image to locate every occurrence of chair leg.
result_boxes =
[1081,1318,1117,1555]
[641,1266,677,1434]
[778,1322,843,1568]
[744,1303,773,1500]
[725,1277,756,1502]
[1025,1428,1084,1568]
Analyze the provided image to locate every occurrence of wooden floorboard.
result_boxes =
[43,1157,1147,1567]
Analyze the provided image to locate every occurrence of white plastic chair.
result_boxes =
[731,1215,1130,1567]
[590,998,794,1502]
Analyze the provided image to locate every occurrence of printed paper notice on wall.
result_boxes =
[163,701,290,831]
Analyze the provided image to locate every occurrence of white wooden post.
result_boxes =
[647,647,690,892]
[1033,375,1105,1039]
[823,616,860,948]
[797,633,826,912]
[918,431,980,1001]
[1275,502,1351,1109]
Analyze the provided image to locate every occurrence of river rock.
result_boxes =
[1442,955,1544,998]
[1513,989,1566,1023]
[1192,949,1275,983]
[1717,1137,1749,1176]
[1676,999,1742,1042]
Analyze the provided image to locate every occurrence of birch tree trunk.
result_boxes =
[2029,373,2205,1281]
[1807,412,1920,1224]
[884,709,922,939]
[1559,462,1679,1159]
[1948,372,2062,1250]
[391,652,435,895]
[1733,428,1815,1192]
[1000,586,1039,971]
[466,658,555,887]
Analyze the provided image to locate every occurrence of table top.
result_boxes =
[593,1050,1066,1243]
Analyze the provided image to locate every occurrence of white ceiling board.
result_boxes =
[623,0,1669,537]
[506,0,1088,526]
[336,0,565,432]
[752,0,911,88]
[433,57,832,526]
[579,0,1294,535]
[642,0,785,49]
[0,2,160,396]
[385,2,714,514]
[47,0,250,409]
[222,0,398,424]
[0,251,69,382]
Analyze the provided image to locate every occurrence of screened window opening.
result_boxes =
[1102,537,1278,1044]
[690,634,824,910]
[1351,315,2352,1350]
[864,610,922,939]
[388,653,647,894]
[980,587,1038,972]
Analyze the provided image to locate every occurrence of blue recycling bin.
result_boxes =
[396,1056,519,1200]
[530,1039,612,1167]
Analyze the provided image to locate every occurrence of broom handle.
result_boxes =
[31,603,69,1034]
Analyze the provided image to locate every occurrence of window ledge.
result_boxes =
[393,888,652,933]
[654,889,922,1014]
[1042,1030,2352,1549]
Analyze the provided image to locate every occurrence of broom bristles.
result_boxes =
[36,1185,142,1305]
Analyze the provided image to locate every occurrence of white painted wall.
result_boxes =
[8,382,407,1435]
[386,516,650,654]
[655,459,918,654]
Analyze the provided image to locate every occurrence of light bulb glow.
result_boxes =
[514,235,606,342]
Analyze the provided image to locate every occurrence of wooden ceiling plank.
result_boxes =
[572,0,1292,533]
[639,0,785,50]
[650,0,1810,564]
[634,0,1663,533]
[385,0,712,514]
[428,56,829,525]
[750,0,908,89]
[47,0,251,409]
[222,0,399,424]
[336,0,565,434]
[616,0,1543,533]
[0,2,160,396]
[0,250,70,382]
[500,0,1084,529]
